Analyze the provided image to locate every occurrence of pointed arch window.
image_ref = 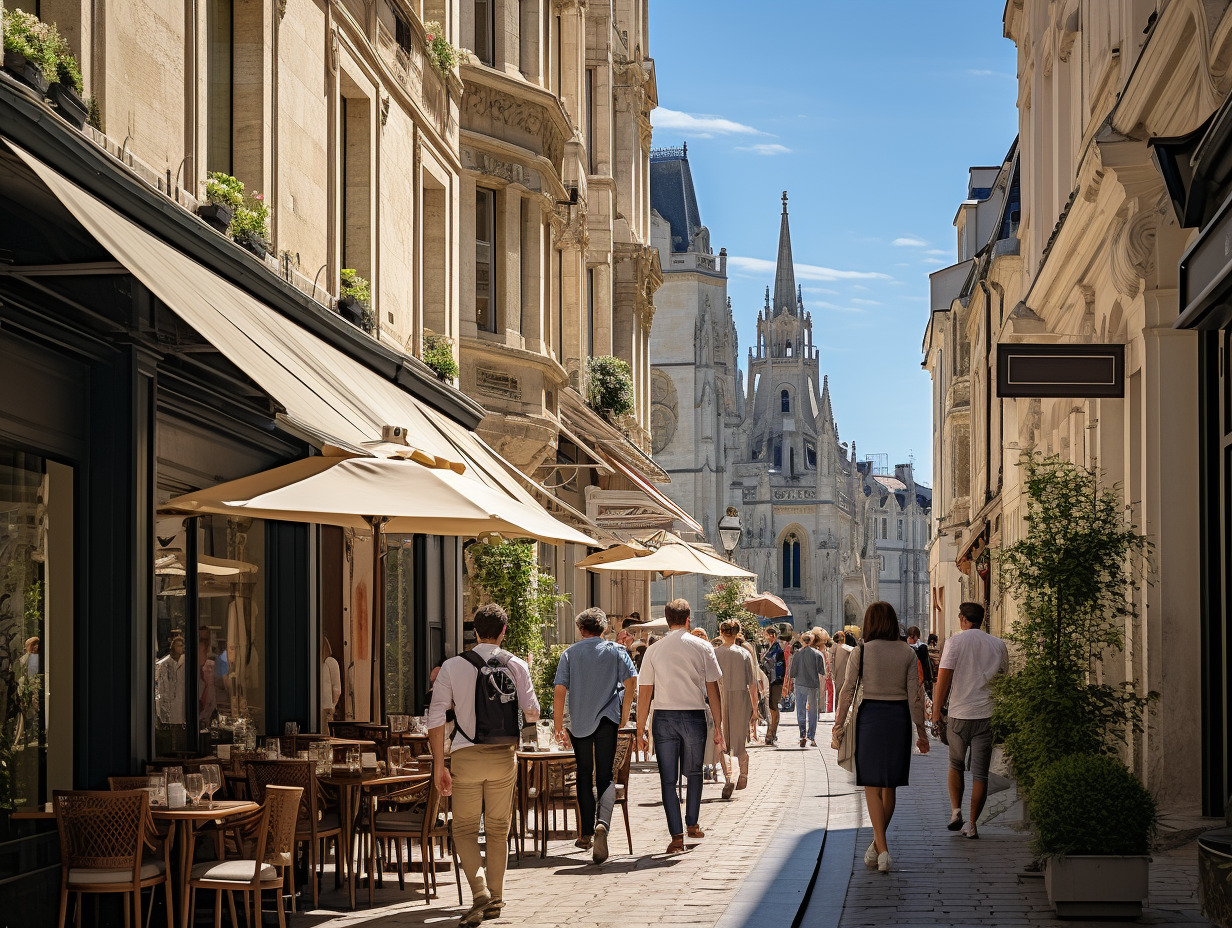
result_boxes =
[781,389,790,413]
[782,533,802,588]
[786,340,793,357]
[773,441,782,469]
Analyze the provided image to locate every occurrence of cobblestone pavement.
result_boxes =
[292,727,824,927]
[822,717,1208,928]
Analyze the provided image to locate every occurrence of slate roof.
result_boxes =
[650,147,703,254]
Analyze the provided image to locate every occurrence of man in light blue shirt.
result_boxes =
[553,607,637,864]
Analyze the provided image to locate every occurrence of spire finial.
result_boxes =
[683,141,688,158]
[781,190,788,215]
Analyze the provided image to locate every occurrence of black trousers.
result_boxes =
[568,717,618,836]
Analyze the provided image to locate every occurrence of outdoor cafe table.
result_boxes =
[321,766,430,909]
[15,799,260,928]
[515,748,575,859]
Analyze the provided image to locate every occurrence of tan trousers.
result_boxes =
[450,744,517,901]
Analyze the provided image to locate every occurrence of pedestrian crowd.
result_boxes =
[426,594,1006,925]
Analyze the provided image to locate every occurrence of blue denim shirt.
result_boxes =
[554,637,637,738]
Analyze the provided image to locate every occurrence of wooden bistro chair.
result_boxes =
[246,759,343,909]
[54,789,172,928]
[188,785,302,928]
[361,775,442,906]
[611,729,635,853]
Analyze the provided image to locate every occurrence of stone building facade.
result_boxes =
[924,0,1232,815]
[648,156,926,631]
[870,465,932,633]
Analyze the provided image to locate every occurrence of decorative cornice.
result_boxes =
[462,81,567,169]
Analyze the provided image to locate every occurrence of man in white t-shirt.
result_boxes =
[930,602,1008,839]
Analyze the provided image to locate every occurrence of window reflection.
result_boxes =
[384,535,416,716]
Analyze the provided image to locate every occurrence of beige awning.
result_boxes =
[584,536,754,579]
[7,140,542,514]
[600,452,705,535]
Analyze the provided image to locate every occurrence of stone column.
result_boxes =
[521,198,545,352]
[501,185,523,337]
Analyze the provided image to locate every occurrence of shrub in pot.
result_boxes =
[338,269,373,333]
[1030,753,1156,917]
[229,193,270,258]
[44,31,86,128]
[423,333,458,382]
[199,172,243,233]
[585,355,635,420]
[2,10,54,94]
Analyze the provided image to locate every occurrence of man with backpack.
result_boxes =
[429,604,540,926]
[906,625,935,698]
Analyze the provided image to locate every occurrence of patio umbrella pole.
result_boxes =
[366,516,390,724]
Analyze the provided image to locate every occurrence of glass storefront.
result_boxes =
[384,534,418,715]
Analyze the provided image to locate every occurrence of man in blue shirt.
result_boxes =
[553,607,637,864]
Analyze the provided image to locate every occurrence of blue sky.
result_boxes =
[649,1,1019,479]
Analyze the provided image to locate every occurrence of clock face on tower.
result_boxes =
[650,370,679,454]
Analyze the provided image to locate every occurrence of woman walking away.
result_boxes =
[715,620,760,799]
[834,602,928,873]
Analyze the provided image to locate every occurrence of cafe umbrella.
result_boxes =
[162,444,595,719]
[742,590,792,619]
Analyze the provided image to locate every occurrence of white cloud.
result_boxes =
[850,284,870,292]
[851,298,882,306]
[924,248,951,257]
[651,107,766,136]
[967,68,1015,79]
[802,286,839,295]
[735,143,792,156]
[893,236,928,247]
[727,255,891,282]
[814,301,866,314]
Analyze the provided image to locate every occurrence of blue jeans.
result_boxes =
[651,709,707,837]
[795,685,820,740]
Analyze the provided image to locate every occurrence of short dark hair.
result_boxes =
[664,598,691,627]
[862,601,901,642]
[906,625,922,639]
[575,607,607,635]
[927,634,938,645]
[958,602,985,627]
[473,603,508,639]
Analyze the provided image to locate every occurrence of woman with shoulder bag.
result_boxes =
[833,602,929,873]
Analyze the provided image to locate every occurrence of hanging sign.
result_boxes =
[996,344,1125,398]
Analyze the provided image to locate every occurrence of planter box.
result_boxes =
[1199,828,1232,927]
[1044,855,1150,918]
[47,82,88,129]
[337,296,371,332]
[197,202,234,234]
[233,230,269,258]
[2,51,48,95]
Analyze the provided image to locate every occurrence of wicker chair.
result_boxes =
[188,784,301,928]
[360,776,443,906]
[611,729,634,853]
[246,759,344,908]
[54,789,172,928]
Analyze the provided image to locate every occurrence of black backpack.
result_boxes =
[456,649,521,745]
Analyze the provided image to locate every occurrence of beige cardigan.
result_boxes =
[835,640,926,732]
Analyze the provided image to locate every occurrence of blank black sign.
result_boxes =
[997,344,1125,398]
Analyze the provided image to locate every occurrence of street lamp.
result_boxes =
[718,506,743,558]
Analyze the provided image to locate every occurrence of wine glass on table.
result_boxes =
[201,765,221,809]
[185,773,205,808]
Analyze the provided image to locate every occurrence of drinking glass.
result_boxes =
[185,773,205,808]
[200,765,221,809]
[147,775,167,808]
[263,737,281,760]
[412,716,427,735]
[164,766,185,791]
[346,747,361,773]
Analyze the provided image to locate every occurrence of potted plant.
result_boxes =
[1030,753,1156,917]
[44,30,87,128]
[337,269,373,332]
[2,10,53,94]
[229,192,270,258]
[423,21,459,74]
[423,333,459,382]
[468,538,569,662]
[585,355,635,420]
[199,172,243,233]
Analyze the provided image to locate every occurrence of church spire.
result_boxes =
[772,191,798,317]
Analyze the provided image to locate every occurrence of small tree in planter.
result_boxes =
[705,578,760,641]
[993,453,1154,798]
[1030,753,1156,916]
[423,333,459,382]
[338,269,374,333]
[230,192,271,258]
[200,172,244,233]
[586,356,635,420]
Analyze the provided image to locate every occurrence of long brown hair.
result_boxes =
[861,601,901,642]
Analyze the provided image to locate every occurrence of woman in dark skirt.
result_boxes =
[834,602,928,872]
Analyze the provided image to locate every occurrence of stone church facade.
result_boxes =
[649,148,925,631]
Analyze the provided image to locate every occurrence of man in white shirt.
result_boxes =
[930,602,1009,839]
[154,635,186,754]
[635,598,725,854]
[429,604,539,926]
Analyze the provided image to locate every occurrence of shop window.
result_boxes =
[782,533,801,589]
[0,450,72,810]
[476,188,497,332]
[384,534,417,715]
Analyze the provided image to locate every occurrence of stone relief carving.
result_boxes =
[1109,205,1160,298]
[462,148,541,191]
[464,84,566,168]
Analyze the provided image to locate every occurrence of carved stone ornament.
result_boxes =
[1109,206,1160,299]
[463,83,566,168]
[329,28,339,75]
[462,148,541,191]
[380,94,391,127]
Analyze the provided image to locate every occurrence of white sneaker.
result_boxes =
[877,851,892,872]
[864,841,878,867]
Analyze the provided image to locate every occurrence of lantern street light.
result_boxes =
[718,506,743,558]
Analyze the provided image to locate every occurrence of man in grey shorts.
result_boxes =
[930,602,1008,839]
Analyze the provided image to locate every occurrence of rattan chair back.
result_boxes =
[245,759,322,832]
[54,789,147,873]
[107,776,156,791]
[261,785,302,868]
